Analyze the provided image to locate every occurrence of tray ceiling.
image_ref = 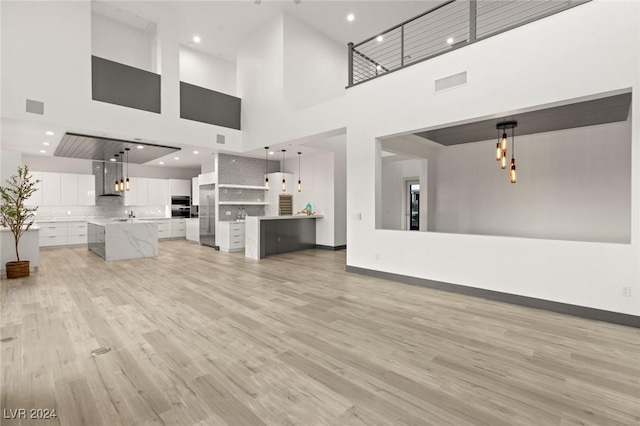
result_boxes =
[415,92,632,146]
[54,133,180,164]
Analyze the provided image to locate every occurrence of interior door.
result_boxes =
[407,180,420,231]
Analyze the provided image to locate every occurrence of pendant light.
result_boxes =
[297,151,302,192]
[510,126,517,184]
[281,149,286,192]
[496,120,518,182]
[124,148,131,191]
[264,147,270,191]
[118,151,125,192]
[114,154,120,192]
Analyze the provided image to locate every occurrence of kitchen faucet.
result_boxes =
[128,210,136,218]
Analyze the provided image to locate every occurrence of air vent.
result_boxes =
[435,71,467,92]
[26,99,44,115]
[216,134,226,144]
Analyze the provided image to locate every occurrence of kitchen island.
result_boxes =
[88,220,158,261]
[245,215,323,259]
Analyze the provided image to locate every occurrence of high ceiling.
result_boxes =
[93,1,440,64]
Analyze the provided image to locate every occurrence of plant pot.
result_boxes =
[6,261,30,279]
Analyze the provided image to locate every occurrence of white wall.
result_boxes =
[1,150,22,184]
[179,46,236,96]
[283,13,346,112]
[380,158,421,230]
[431,122,631,243]
[91,12,154,72]
[1,2,242,155]
[346,0,640,316]
[333,140,347,247]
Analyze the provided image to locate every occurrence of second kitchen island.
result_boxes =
[88,220,158,261]
[245,215,323,259]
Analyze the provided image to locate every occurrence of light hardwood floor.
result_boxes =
[1,240,639,426]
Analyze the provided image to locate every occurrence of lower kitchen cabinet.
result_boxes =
[38,221,88,247]
[170,219,186,238]
[186,218,199,242]
[218,221,245,252]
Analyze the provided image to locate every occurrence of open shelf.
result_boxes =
[218,201,269,206]
[218,184,266,190]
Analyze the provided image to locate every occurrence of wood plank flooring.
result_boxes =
[1,240,639,426]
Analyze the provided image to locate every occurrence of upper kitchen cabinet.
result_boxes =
[41,172,62,206]
[60,173,79,205]
[148,178,170,206]
[78,174,96,206]
[24,171,42,207]
[124,177,148,206]
[170,179,191,197]
[192,177,199,206]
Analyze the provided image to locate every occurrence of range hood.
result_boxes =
[93,161,122,197]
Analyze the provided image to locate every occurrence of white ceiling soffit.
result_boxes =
[415,92,632,146]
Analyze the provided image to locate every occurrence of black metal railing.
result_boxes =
[348,0,590,87]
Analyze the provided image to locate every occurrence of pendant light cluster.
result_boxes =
[495,120,518,184]
[112,148,131,193]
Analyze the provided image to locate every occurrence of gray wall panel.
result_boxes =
[91,56,161,114]
[180,82,241,130]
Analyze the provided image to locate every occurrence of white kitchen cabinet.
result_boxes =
[170,219,186,238]
[125,177,148,206]
[155,219,171,239]
[218,221,245,253]
[24,171,42,206]
[60,173,79,205]
[38,221,88,247]
[147,178,169,206]
[191,177,199,206]
[41,172,61,206]
[78,174,96,206]
[170,179,191,197]
[186,218,199,242]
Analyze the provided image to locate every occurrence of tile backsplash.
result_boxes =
[35,202,167,221]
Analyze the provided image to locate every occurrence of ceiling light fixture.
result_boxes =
[281,150,287,192]
[39,150,46,153]
[447,37,454,44]
[118,151,125,192]
[347,14,355,22]
[159,161,164,165]
[193,36,201,43]
[110,158,116,162]
[269,151,274,155]
[45,131,54,136]
[174,157,180,160]
[495,121,518,183]
[137,145,144,149]
[264,146,270,191]
[42,142,50,146]
[193,151,199,154]
[297,152,302,192]
[377,35,384,42]
[124,148,131,191]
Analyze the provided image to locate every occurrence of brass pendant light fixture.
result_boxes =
[281,149,286,192]
[264,146,270,191]
[118,151,125,192]
[125,148,131,191]
[297,152,302,192]
[113,153,120,192]
[496,120,518,183]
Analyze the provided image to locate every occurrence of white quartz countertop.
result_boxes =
[248,215,324,221]
[1,224,41,231]
[87,219,159,226]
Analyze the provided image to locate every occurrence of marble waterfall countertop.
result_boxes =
[88,220,158,261]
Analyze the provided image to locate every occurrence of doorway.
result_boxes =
[407,180,420,231]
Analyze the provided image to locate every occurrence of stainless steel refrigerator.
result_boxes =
[199,184,216,248]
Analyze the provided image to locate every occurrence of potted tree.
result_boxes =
[0,166,39,278]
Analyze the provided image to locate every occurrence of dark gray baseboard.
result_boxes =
[346,266,640,328]
[316,245,347,251]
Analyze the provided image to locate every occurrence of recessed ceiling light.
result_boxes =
[376,35,384,42]
[447,37,454,44]
[110,158,116,162]
[45,131,54,136]
[39,150,46,153]
[159,161,164,165]
[193,151,199,154]
[376,65,382,71]
[347,14,355,22]
[174,157,180,160]
[42,142,50,146]
[137,145,144,149]
[193,35,201,43]
[269,151,274,155]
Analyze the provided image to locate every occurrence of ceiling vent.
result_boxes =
[435,71,467,92]
[216,134,226,144]
[26,99,44,115]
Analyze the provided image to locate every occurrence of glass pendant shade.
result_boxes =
[114,180,119,192]
[126,177,130,191]
[501,132,508,153]
[495,143,501,161]
[282,178,286,192]
[264,146,270,191]
[510,158,516,183]
[265,177,269,191]
[501,155,507,169]
[298,180,302,192]
[119,179,124,192]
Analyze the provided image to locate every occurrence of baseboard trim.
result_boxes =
[345,266,640,328]
[316,245,347,251]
